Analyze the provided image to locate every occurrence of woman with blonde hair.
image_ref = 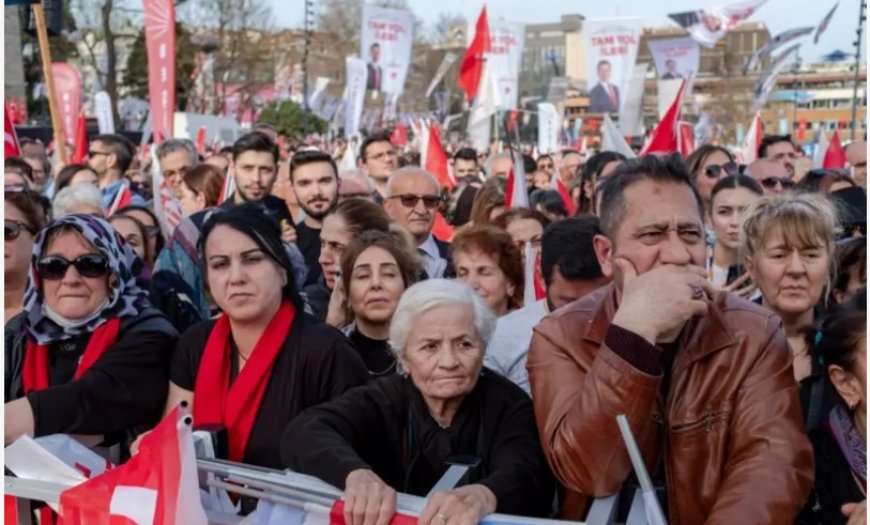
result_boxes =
[741,192,838,383]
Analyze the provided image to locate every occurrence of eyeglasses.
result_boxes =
[87,150,110,159]
[704,162,738,178]
[37,254,109,280]
[760,177,796,190]
[388,194,442,209]
[5,219,35,241]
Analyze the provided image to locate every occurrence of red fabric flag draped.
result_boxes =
[58,406,207,525]
[144,0,177,140]
[457,6,491,102]
[195,126,206,156]
[72,111,88,163]
[5,102,21,159]
[823,129,846,168]
[640,78,687,155]
[678,121,696,157]
[550,168,576,215]
[425,123,455,189]
[391,123,408,147]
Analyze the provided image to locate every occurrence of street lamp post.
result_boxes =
[303,0,315,134]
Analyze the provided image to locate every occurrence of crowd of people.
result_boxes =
[3,125,867,524]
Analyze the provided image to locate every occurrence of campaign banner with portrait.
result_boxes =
[582,18,644,117]
[467,18,525,110]
[359,5,413,96]
[669,0,768,48]
[647,37,700,80]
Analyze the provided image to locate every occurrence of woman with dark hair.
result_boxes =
[117,205,165,261]
[302,198,391,322]
[178,164,225,215]
[685,144,737,208]
[492,208,551,259]
[797,169,857,194]
[469,177,507,226]
[706,174,763,297]
[5,215,175,446]
[5,189,49,323]
[339,229,421,376]
[108,214,152,270]
[153,203,368,468]
[54,164,99,193]
[806,289,867,525]
[574,151,626,215]
[451,225,524,317]
[831,237,866,305]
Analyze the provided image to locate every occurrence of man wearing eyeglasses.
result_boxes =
[87,134,145,210]
[156,139,198,198]
[757,134,798,180]
[383,167,450,279]
[358,131,397,198]
[745,158,795,196]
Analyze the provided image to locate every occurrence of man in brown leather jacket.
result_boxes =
[527,154,813,524]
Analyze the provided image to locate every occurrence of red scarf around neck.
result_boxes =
[193,300,296,462]
[22,318,122,394]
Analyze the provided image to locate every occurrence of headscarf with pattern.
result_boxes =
[23,214,149,345]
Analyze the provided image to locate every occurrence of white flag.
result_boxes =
[425,53,458,98]
[601,113,637,158]
[813,129,829,169]
[94,91,115,134]
[344,57,368,136]
[536,103,560,155]
[467,60,501,152]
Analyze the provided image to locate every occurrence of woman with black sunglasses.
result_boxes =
[4,190,49,323]
[4,214,176,449]
[685,145,737,210]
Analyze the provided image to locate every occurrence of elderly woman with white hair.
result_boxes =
[52,183,105,218]
[282,279,555,525]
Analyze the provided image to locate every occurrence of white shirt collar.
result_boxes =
[418,233,440,259]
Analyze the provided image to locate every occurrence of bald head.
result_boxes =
[747,158,790,195]
[339,172,376,202]
[845,141,867,188]
[385,167,440,197]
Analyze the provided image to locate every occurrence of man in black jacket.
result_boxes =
[221,132,296,242]
[290,150,339,286]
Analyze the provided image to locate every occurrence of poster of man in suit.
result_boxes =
[647,37,700,81]
[360,5,413,97]
[583,19,643,117]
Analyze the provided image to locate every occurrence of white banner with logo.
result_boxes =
[344,57,368,136]
[536,102,560,155]
[360,5,413,96]
[468,18,525,110]
[582,18,644,118]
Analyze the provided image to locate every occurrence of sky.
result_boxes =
[275,0,866,64]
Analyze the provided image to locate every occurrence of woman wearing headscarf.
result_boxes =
[4,214,176,445]
[282,279,555,524]
[156,203,368,469]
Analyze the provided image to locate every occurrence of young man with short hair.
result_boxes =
[290,149,340,286]
[358,131,397,197]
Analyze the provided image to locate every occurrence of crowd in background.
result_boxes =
[3,125,868,524]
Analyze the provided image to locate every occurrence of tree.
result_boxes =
[431,12,465,45]
[257,100,327,136]
[122,21,197,110]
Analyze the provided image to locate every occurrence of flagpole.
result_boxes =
[850,0,867,140]
[33,3,68,166]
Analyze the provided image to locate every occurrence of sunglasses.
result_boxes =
[5,219,35,241]
[87,150,110,159]
[704,162,738,178]
[760,177,796,190]
[37,254,109,280]
[389,194,442,209]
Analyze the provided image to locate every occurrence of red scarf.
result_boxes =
[22,318,122,394]
[193,301,296,462]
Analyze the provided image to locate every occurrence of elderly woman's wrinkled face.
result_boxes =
[205,224,286,324]
[39,230,111,320]
[401,304,484,404]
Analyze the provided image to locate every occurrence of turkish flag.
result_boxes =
[641,78,687,155]
[72,111,88,163]
[457,5,491,102]
[391,123,408,147]
[425,123,455,188]
[678,121,696,157]
[432,212,455,243]
[823,129,847,169]
[550,168,576,215]
[5,102,21,159]
[58,406,207,525]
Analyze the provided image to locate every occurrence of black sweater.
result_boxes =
[281,370,555,517]
[5,307,177,439]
